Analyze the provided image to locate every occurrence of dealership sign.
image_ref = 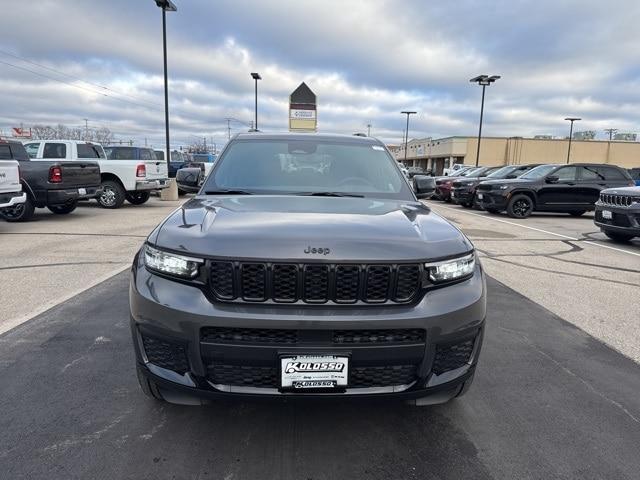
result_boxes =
[289,82,317,132]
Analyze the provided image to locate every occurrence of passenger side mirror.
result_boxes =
[413,175,436,199]
[176,167,202,192]
[546,175,559,184]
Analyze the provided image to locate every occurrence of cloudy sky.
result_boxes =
[1,0,639,149]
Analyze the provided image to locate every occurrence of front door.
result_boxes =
[538,166,579,208]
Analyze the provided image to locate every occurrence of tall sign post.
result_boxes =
[289,82,317,132]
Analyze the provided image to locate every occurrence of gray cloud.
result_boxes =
[1,0,639,148]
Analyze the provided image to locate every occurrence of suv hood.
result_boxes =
[151,196,473,262]
[478,178,536,187]
[600,186,640,195]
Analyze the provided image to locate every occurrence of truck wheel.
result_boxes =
[507,194,534,218]
[98,180,126,209]
[569,210,586,217]
[0,195,35,222]
[604,231,635,243]
[136,365,165,402]
[125,191,151,205]
[47,202,77,214]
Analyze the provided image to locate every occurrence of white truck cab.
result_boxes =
[24,140,169,209]
[0,158,26,209]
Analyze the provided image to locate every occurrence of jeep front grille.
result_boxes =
[208,261,423,305]
[599,193,636,207]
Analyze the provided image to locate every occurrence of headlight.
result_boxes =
[499,185,511,190]
[425,253,475,283]
[144,244,203,278]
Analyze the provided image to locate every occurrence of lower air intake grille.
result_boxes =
[350,365,418,387]
[201,327,299,345]
[432,339,474,375]
[142,335,189,374]
[209,364,278,388]
[332,329,426,344]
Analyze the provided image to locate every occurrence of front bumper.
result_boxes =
[477,190,509,210]
[48,186,102,205]
[129,254,487,402]
[136,179,169,191]
[451,188,474,204]
[594,203,640,236]
[435,184,452,200]
[0,191,26,209]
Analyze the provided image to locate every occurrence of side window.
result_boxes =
[43,143,67,159]
[139,149,151,160]
[155,151,164,161]
[24,143,41,158]
[0,145,11,159]
[580,166,602,181]
[10,143,29,161]
[554,166,577,181]
[597,167,626,180]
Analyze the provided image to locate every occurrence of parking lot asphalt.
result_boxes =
[425,201,640,363]
[1,271,638,480]
[0,197,182,334]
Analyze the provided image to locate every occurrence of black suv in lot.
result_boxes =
[477,163,634,218]
[594,186,640,242]
[130,133,486,406]
[451,164,540,208]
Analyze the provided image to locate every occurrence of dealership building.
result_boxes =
[389,136,640,175]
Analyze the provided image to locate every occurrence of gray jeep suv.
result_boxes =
[130,133,486,405]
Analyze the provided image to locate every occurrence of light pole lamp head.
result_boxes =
[470,74,500,86]
[154,0,177,11]
[251,72,262,80]
[564,117,581,122]
[400,111,417,115]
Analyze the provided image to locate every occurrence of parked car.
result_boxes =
[628,168,640,186]
[131,133,485,406]
[1,139,101,222]
[476,163,634,218]
[593,186,640,242]
[0,156,26,209]
[451,164,541,208]
[434,167,495,202]
[407,166,428,178]
[90,145,169,208]
[443,163,470,176]
[154,149,188,178]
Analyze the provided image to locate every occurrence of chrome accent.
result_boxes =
[207,381,416,395]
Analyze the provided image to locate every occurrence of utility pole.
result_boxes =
[604,128,618,141]
[367,123,372,137]
[203,136,207,153]
[226,118,231,140]
[83,118,89,140]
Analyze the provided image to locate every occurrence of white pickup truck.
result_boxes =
[24,140,169,209]
[0,158,26,209]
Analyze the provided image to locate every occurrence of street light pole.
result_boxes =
[604,128,617,141]
[470,75,500,167]
[250,72,261,131]
[400,111,416,163]
[153,0,177,174]
[564,117,581,164]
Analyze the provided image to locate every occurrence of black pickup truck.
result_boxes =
[0,139,101,222]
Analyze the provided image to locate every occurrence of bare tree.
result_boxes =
[29,123,114,145]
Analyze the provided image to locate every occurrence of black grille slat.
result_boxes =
[208,262,421,305]
[273,264,298,302]
[142,335,189,374]
[241,263,266,301]
[201,327,299,344]
[332,328,426,344]
[209,364,278,388]
[600,193,635,207]
[350,365,417,387]
[365,266,391,302]
[303,265,329,303]
[210,262,235,299]
[432,339,474,375]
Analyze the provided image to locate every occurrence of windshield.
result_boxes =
[465,167,499,178]
[203,138,413,199]
[458,168,478,176]
[486,166,517,178]
[520,164,556,179]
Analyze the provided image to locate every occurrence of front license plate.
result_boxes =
[602,210,612,220]
[281,355,349,390]
[477,193,483,200]
[451,191,456,198]
[78,188,87,195]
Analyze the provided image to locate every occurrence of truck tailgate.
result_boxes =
[59,162,101,188]
[144,160,168,180]
[0,160,21,194]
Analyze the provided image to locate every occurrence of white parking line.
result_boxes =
[433,204,640,258]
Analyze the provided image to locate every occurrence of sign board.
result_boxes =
[12,127,31,138]
[289,82,317,132]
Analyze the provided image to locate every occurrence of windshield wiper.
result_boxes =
[203,189,253,195]
[295,191,365,198]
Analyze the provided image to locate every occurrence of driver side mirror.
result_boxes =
[176,167,202,192]
[413,175,436,199]
[546,175,559,184]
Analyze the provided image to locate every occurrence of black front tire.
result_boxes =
[125,191,151,205]
[97,180,126,209]
[0,195,35,222]
[569,210,587,217]
[604,231,636,243]
[507,194,534,218]
[47,202,77,214]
